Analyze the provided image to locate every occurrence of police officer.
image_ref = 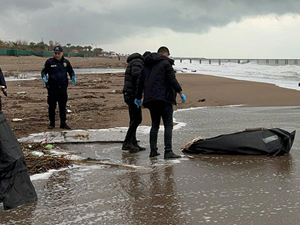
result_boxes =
[41,45,76,129]
[0,66,7,111]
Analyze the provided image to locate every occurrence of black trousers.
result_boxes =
[124,94,142,142]
[47,87,68,125]
[147,101,173,152]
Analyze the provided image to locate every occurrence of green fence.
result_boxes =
[0,49,8,55]
[0,48,95,57]
[32,51,53,57]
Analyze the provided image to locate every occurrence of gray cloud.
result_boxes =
[0,0,54,12]
[1,0,300,46]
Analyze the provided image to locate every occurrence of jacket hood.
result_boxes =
[144,53,174,66]
[127,53,143,63]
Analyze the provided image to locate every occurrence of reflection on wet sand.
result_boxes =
[43,170,74,207]
[0,145,299,224]
[121,153,186,224]
[192,154,294,175]
[176,154,298,224]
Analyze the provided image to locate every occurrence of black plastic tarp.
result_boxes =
[182,128,296,156]
[0,112,37,210]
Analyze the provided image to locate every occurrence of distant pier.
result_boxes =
[172,58,300,65]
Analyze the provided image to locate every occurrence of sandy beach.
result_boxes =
[1,55,300,139]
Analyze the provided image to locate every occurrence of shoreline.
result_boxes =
[1,56,300,139]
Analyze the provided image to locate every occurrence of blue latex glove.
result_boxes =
[72,76,76,84]
[180,93,186,103]
[42,75,48,83]
[134,99,142,108]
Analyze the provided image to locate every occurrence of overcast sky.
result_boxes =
[1,0,300,58]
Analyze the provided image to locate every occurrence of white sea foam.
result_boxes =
[174,60,300,91]
[30,168,66,181]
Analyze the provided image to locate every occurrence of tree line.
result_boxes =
[0,39,116,56]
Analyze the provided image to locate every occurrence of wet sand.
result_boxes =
[1,106,299,224]
[177,73,300,107]
[1,56,300,224]
[2,56,300,139]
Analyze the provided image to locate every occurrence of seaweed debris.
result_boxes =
[20,142,72,175]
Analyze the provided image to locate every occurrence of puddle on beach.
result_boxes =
[4,68,125,81]
[1,106,300,224]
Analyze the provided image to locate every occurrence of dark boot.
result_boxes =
[132,141,146,151]
[122,141,139,153]
[60,123,71,129]
[149,148,160,158]
[48,123,55,129]
[164,150,181,159]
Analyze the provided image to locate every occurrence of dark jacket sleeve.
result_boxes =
[165,62,182,93]
[131,61,143,79]
[0,67,6,88]
[136,67,146,100]
[66,60,75,78]
[41,59,49,77]
[130,60,143,94]
[123,58,144,94]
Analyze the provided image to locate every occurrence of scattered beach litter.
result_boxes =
[11,118,23,122]
[16,91,26,95]
[21,142,145,175]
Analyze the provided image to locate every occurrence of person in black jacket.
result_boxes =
[122,52,150,152]
[0,66,7,111]
[41,45,76,129]
[135,46,186,159]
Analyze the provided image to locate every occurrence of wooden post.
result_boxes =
[199,59,201,64]
[190,59,192,63]
[209,59,211,64]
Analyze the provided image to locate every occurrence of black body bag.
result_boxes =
[182,128,296,156]
[0,112,37,210]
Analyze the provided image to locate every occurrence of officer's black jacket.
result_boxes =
[136,53,182,107]
[41,56,75,88]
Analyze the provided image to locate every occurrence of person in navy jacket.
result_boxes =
[41,45,76,129]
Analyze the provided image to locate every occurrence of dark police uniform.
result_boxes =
[41,56,75,127]
[0,67,7,111]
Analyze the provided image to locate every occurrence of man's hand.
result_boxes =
[180,93,186,103]
[42,75,48,83]
[72,76,76,84]
[134,99,142,108]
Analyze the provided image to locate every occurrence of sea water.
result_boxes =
[4,68,125,81]
[174,59,300,91]
[6,60,300,92]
